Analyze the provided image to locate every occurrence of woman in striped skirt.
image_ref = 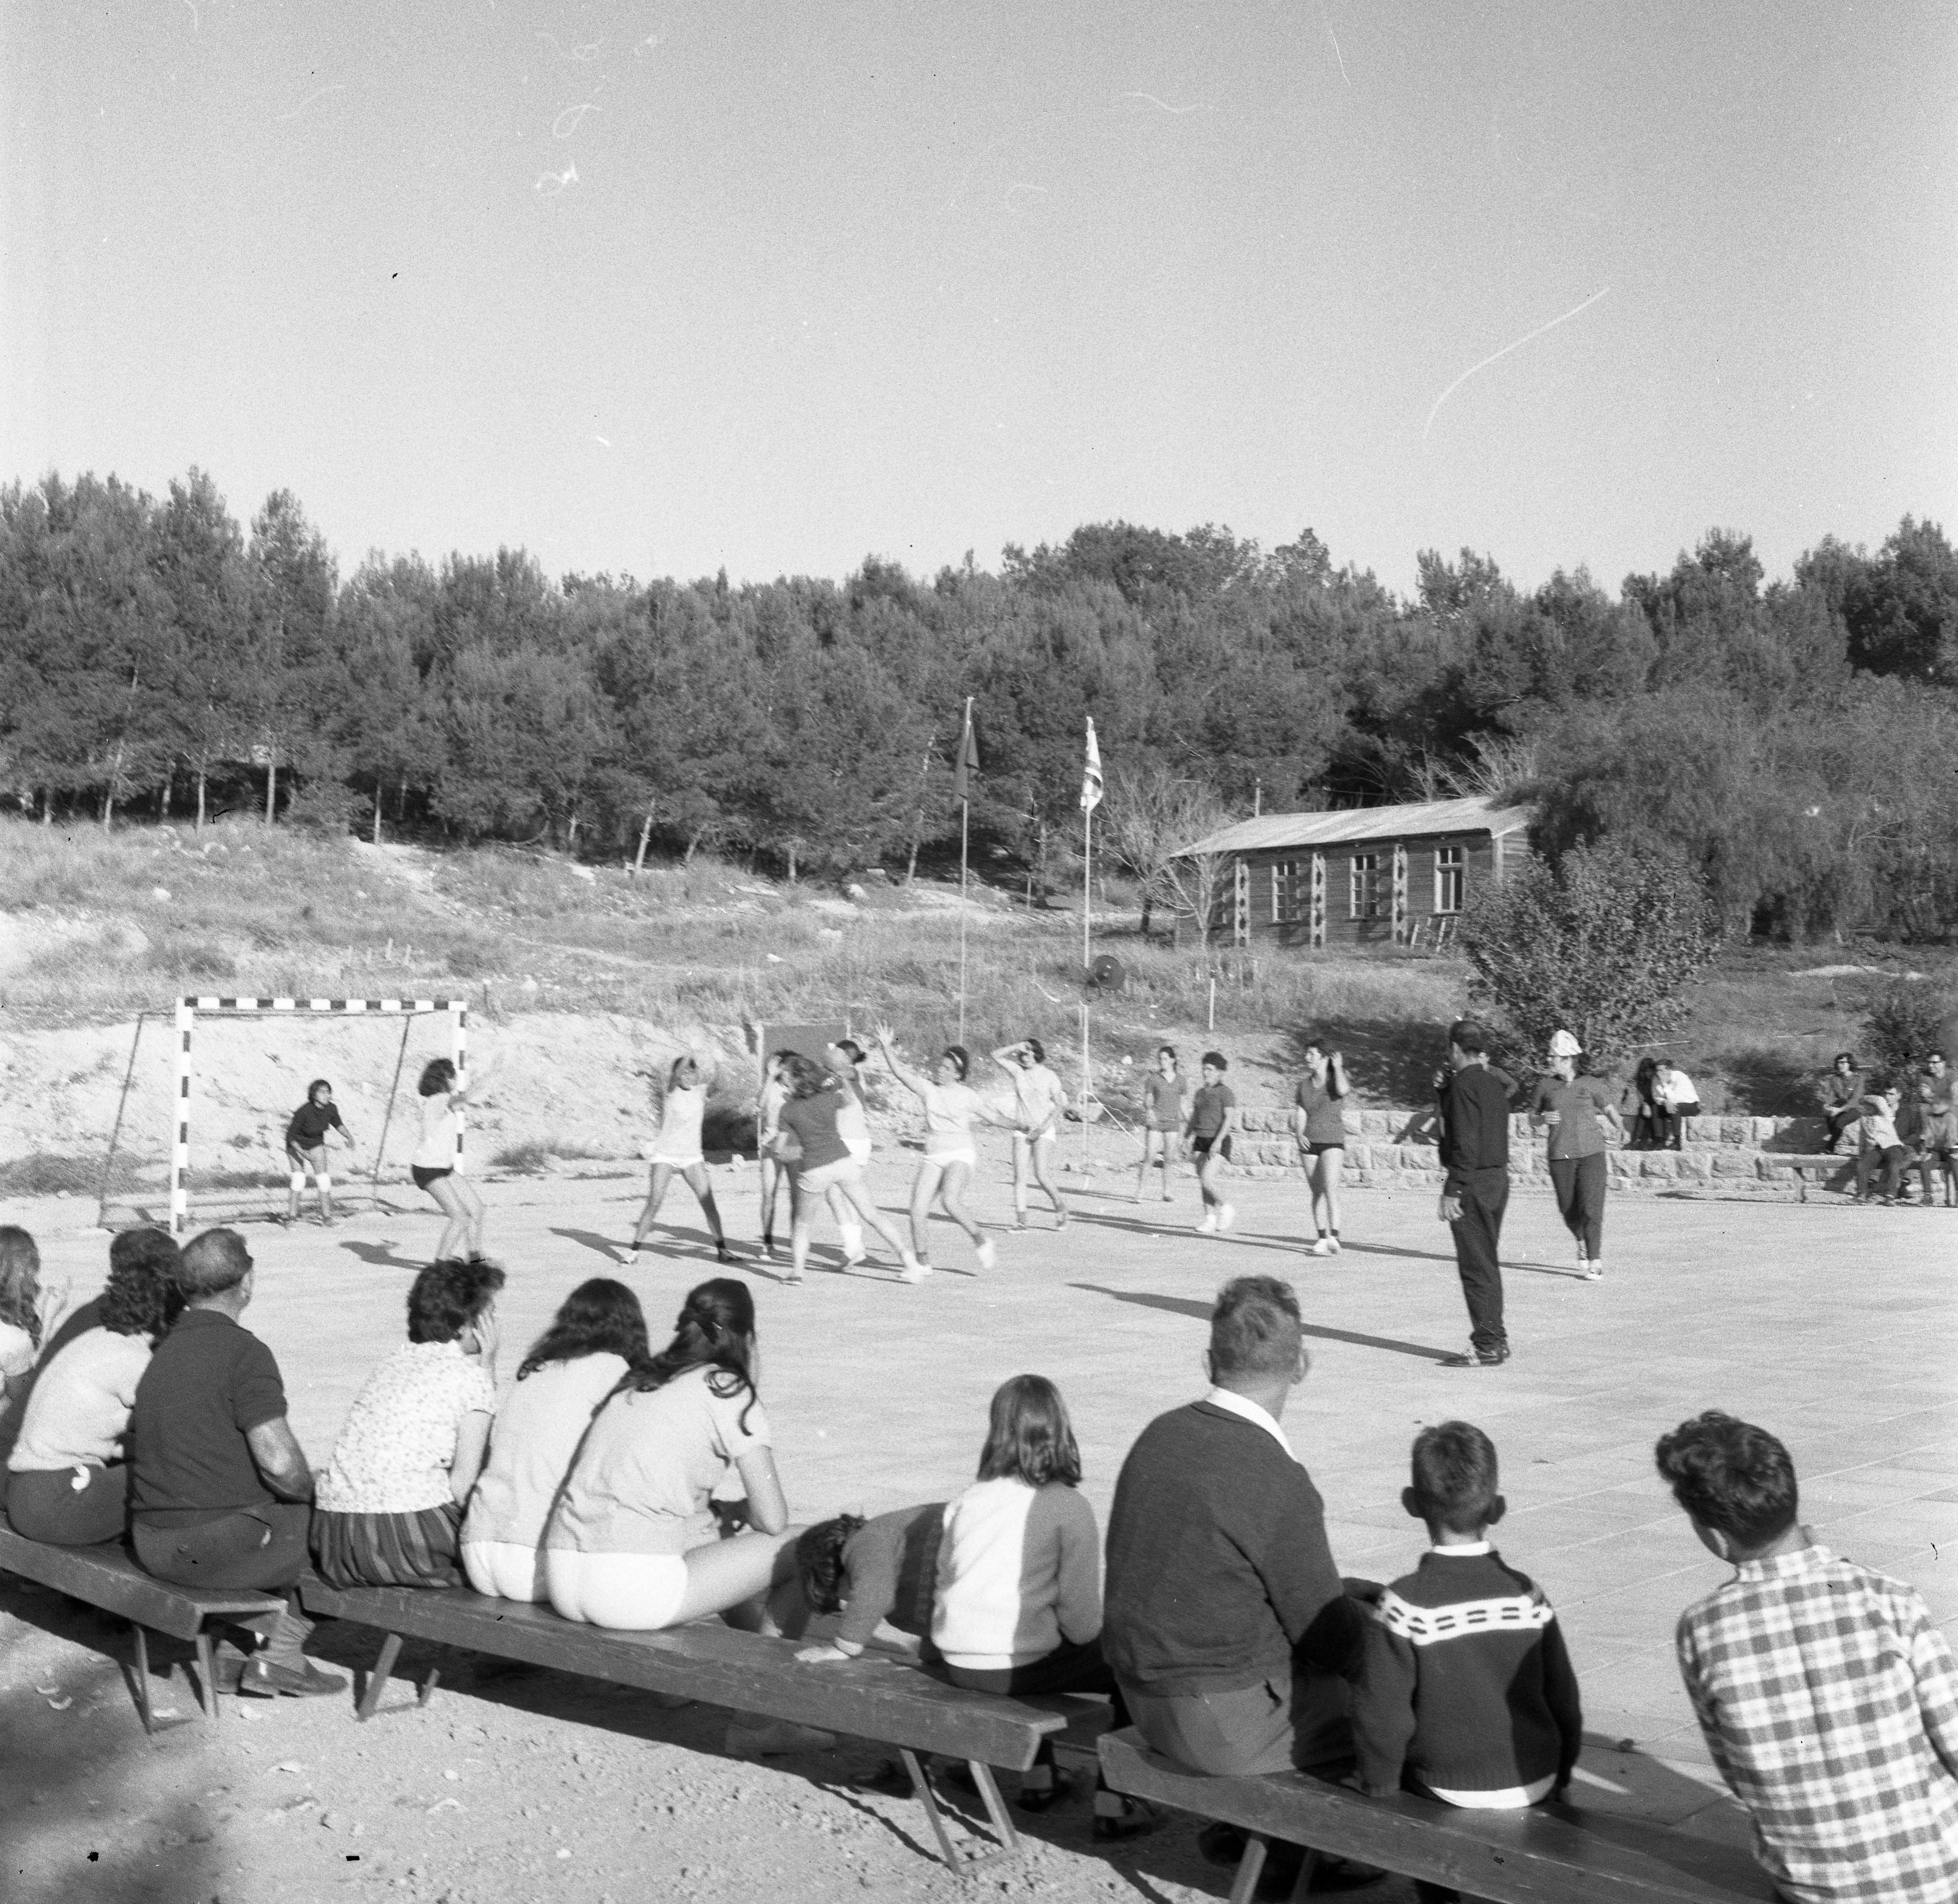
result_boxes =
[311,1258,504,1589]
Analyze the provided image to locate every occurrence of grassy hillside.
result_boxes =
[0,817,1940,1124]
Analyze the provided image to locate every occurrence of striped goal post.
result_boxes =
[170,996,468,1237]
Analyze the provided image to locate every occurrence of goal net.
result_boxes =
[97,997,468,1235]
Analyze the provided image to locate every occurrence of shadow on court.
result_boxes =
[549,1226,627,1264]
[336,1237,421,1270]
[1068,1283,1452,1362]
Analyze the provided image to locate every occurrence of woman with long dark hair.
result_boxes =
[544,1278,829,1754]
[462,1277,651,1600]
[6,1229,183,1545]
[0,1226,44,1409]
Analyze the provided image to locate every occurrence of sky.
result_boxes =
[4,0,1954,598]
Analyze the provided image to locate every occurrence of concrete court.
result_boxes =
[17,1149,1957,1810]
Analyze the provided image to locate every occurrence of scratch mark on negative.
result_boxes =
[1423,287,1611,438]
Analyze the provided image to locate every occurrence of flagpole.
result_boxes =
[958,696,973,1046]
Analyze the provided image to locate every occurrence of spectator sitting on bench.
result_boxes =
[1103,1275,1383,1893]
[1656,1411,1958,1904]
[0,1226,45,1415]
[127,1228,346,1698]
[1853,1083,1910,1205]
[1349,1421,1582,1904]
[544,1277,828,1759]
[311,1258,503,1590]
[1819,1052,1866,1155]
[462,1277,650,1601]
[931,1375,1158,1838]
[6,1229,184,1546]
[792,1503,945,1663]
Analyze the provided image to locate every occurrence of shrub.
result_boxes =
[1854,973,1956,1075]
[1462,840,1723,1065]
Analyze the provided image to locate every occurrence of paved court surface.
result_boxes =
[24,1151,1956,1776]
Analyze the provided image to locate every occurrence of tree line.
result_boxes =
[1,467,1954,938]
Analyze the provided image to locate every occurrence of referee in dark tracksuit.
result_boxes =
[1435,1019,1515,1368]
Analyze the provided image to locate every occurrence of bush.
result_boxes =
[146,937,237,980]
[0,1153,101,1196]
[1462,840,1724,1064]
[1854,973,1956,1076]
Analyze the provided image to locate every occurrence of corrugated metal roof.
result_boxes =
[1181,795,1534,857]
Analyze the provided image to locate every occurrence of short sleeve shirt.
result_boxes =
[129,1308,290,1529]
[778,1091,850,1171]
[285,1101,345,1150]
[1012,1065,1067,1136]
[1190,1083,1236,1140]
[1292,1075,1347,1145]
[1529,1074,1617,1161]
[413,1094,461,1171]
[546,1364,772,1558]
[316,1339,498,1515]
[462,1352,629,1553]
[650,1086,706,1164]
[1142,1072,1186,1131]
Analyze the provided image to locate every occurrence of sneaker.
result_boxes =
[975,1238,997,1272]
[1578,1244,1591,1274]
[1440,1343,1511,1369]
[714,1241,740,1265]
[1197,1209,1217,1234]
[1582,1259,1604,1281]
[899,1256,932,1284]
[1054,1207,1069,1230]
[1326,1234,1342,1254]
[238,1655,348,1699]
[725,1718,836,1759]
[1308,1236,1334,1256]
[782,1270,804,1286]
[1090,1793,1164,1841]
[839,1250,865,1271]
[1216,1203,1236,1233]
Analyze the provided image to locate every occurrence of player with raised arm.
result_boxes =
[991,1038,1070,1231]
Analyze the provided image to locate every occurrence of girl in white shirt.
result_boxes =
[630,1055,737,1265]
[933,1375,1155,1835]
[874,1025,1014,1274]
[412,1057,490,1263]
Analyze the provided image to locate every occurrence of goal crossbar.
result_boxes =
[171,997,468,1236]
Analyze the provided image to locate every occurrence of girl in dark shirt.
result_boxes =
[776,1056,921,1286]
[283,1079,354,1226]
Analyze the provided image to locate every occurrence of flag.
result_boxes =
[952,701,980,803]
[1079,717,1103,813]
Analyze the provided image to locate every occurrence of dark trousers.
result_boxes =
[1119,1664,1351,1778]
[5,1462,130,1546]
[133,1503,312,1592]
[945,1638,1129,1770]
[1547,1153,1607,1260]
[1449,1168,1508,1355]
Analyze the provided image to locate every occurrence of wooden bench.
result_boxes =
[1099,1730,1775,1904]
[299,1576,1104,1873]
[0,1525,286,1734]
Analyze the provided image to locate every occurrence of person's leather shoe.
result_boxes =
[1198,1821,1249,1865]
[238,1655,347,1698]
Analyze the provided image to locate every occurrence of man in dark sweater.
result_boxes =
[1351,1421,1581,1904]
[1104,1276,1381,1891]
[1434,1020,1515,1368]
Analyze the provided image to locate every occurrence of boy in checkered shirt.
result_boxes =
[1657,1411,1958,1903]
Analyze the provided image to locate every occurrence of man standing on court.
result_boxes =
[127,1228,345,1696]
[1435,1019,1514,1369]
[1102,1276,1381,1893]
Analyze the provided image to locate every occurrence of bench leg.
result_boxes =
[129,1623,156,1737]
[358,1632,403,1721]
[900,1750,964,1870]
[1286,1845,1322,1902]
[192,1631,220,1720]
[966,1761,1021,1859]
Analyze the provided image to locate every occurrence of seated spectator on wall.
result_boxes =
[311,1258,503,1590]
[1656,1411,1958,1904]
[461,1277,650,1601]
[1103,1275,1381,1891]
[6,1229,183,1545]
[127,1229,344,1698]
[1652,1059,1702,1151]
[1819,1052,1866,1155]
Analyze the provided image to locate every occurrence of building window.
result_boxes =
[1434,845,1464,913]
[1349,853,1380,919]
[1271,860,1301,924]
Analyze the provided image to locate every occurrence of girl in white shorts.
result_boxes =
[543,1278,830,1758]
[630,1055,737,1264]
[873,1025,1017,1274]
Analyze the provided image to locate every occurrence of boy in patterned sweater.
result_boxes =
[1657,1411,1958,1904]
[1351,1421,1582,1903]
